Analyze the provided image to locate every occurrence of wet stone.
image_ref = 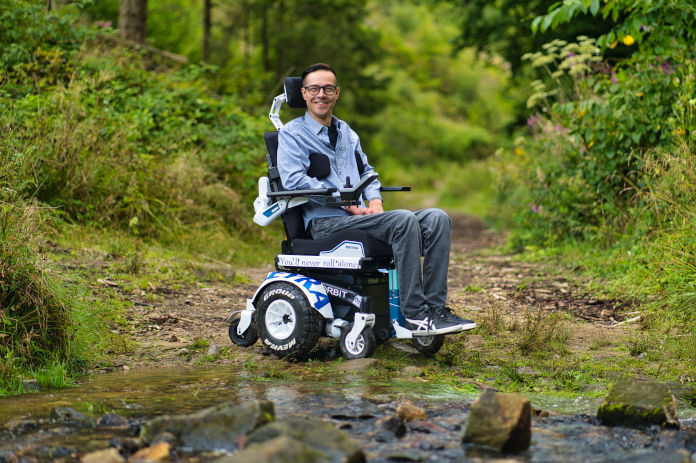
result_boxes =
[373,414,406,438]
[129,441,171,462]
[616,449,692,463]
[396,400,428,422]
[462,390,531,453]
[108,437,140,457]
[50,407,88,423]
[80,447,125,463]
[654,429,696,452]
[97,413,129,429]
[245,418,365,463]
[597,379,679,429]
[151,431,178,446]
[214,434,331,463]
[139,400,274,452]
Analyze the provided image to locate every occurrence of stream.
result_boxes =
[2,365,695,462]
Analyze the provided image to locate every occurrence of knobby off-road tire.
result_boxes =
[411,334,445,355]
[339,323,377,360]
[228,317,259,347]
[255,282,322,360]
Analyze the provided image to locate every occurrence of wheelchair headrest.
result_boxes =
[284,77,306,109]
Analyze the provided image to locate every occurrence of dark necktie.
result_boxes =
[328,123,338,150]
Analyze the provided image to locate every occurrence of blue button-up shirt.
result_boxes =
[277,112,382,230]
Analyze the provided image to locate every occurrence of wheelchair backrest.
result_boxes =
[264,131,310,240]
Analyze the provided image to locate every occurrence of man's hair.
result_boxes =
[301,63,337,85]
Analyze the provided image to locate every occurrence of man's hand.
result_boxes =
[345,205,368,215]
[366,199,383,215]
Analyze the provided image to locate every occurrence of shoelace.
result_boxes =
[432,306,454,319]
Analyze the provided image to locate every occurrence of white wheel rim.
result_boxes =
[345,333,365,355]
[265,299,296,340]
[417,336,434,346]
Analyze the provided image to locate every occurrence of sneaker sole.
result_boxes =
[459,322,477,331]
[411,324,462,337]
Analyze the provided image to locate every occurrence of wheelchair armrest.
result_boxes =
[380,186,411,192]
[266,187,338,198]
[338,173,379,202]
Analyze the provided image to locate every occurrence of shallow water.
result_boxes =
[1,365,695,462]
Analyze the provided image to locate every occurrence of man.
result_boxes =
[277,63,475,336]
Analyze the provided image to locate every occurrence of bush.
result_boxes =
[3,37,267,237]
[502,0,696,246]
[0,151,70,370]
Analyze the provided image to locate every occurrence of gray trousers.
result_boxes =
[309,209,451,318]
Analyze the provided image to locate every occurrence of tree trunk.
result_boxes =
[261,3,269,72]
[119,0,148,44]
[202,0,212,62]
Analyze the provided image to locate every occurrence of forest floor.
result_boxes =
[52,213,657,394]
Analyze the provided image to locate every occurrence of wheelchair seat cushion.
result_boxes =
[290,229,392,257]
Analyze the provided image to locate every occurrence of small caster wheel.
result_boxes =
[340,323,376,359]
[411,334,444,355]
[228,317,258,347]
[376,326,393,344]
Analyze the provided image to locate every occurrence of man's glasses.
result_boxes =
[303,85,338,96]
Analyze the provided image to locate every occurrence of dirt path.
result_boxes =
[104,213,634,371]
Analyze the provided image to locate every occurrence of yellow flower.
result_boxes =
[514,147,526,156]
[637,92,644,97]
[609,40,618,49]
[622,35,635,46]
[588,141,595,148]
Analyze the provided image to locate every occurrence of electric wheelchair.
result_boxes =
[227,77,471,360]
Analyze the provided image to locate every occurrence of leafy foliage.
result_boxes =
[448,0,616,73]
[493,0,696,361]
[502,0,696,245]
[0,0,92,96]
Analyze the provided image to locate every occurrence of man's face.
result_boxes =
[301,70,340,125]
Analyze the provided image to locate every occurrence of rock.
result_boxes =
[245,418,365,463]
[396,400,428,422]
[207,342,220,357]
[462,390,531,453]
[615,449,692,463]
[129,442,170,462]
[213,435,331,463]
[22,379,40,393]
[139,400,274,451]
[80,448,125,463]
[408,420,448,434]
[654,429,696,451]
[373,414,406,438]
[335,358,378,373]
[151,431,178,447]
[597,379,679,428]
[50,407,88,423]
[400,366,424,377]
[97,413,129,429]
[108,437,140,457]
